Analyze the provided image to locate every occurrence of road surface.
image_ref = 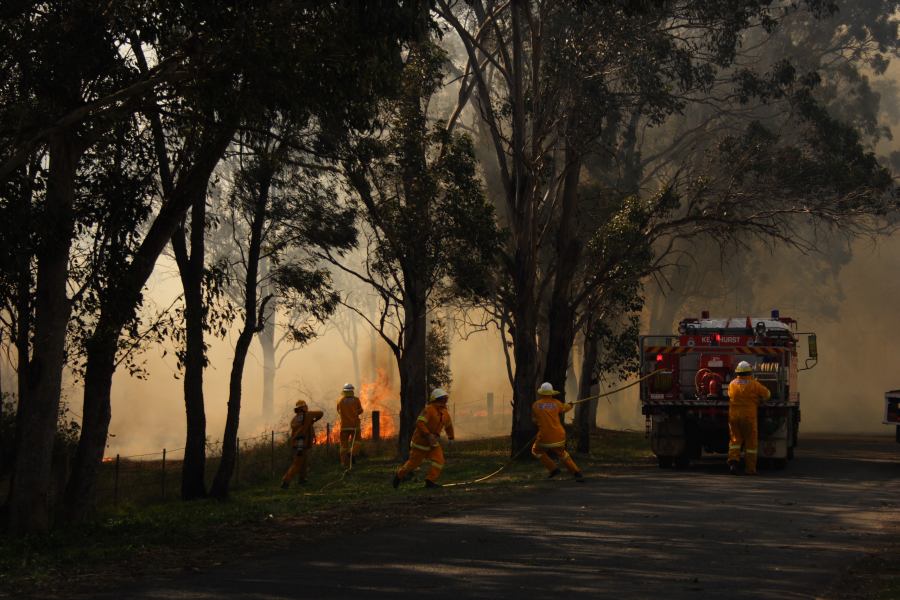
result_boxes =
[106,435,900,599]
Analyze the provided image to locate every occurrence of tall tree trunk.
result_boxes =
[259,324,276,421]
[394,19,431,461]
[209,327,255,498]
[209,173,269,499]
[257,257,276,422]
[172,191,208,500]
[541,133,584,398]
[397,288,427,460]
[7,133,79,534]
[508,0,540,456]
[65,332,116,520]
[576,327,600,454]
[350,326,361,390]
[64,122,236,521]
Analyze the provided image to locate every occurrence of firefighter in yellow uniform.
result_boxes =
[727,361,771,475]
[337,383,364,468]
[392,388,454,489]
[531,382,584,482]
[281,400,324,488]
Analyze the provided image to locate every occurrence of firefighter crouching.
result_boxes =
[727,360,771,476]
[392,388,455,489]
[532,382,584,482]
[281,399,324,488]
[337,383,364,468]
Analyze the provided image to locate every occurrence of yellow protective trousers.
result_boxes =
[282,454,308,484]
[728,413,759,474]
[339,429,360,467]
[532,441,580,474]
[397,443,445,483]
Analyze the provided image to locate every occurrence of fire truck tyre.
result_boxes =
[674,455,690,469]
[772,458,787,470]
[787,446,794,460]
[657,456,673,468]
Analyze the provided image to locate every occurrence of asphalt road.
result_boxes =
[115,434,900,599]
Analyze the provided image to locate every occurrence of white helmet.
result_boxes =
[429,388,449,402]
[537,382,560,396]
[735,361,753,374]
[342,383,355,395]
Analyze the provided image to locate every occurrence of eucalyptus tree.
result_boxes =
[325,39,499,457]
[208,121,356,498]
[59,1,422,520]
[437,0,896,454]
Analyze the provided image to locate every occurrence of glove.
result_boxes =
[428,434,439,447]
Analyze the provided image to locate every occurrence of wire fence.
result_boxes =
[0,394,512,509]
[92,407,426,508]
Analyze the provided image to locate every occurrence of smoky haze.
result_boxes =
[97,226,900,457]
[83,35,900,457]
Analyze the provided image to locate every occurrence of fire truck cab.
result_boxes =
[640,310,817,469]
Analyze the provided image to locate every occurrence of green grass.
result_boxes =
[0,429,650,596]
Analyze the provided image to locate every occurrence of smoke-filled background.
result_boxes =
[93,229,900,457]
[31,12,899,457]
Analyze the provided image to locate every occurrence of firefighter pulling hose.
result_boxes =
[440,369,669,488]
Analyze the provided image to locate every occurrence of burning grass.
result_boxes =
[0,429,651,598]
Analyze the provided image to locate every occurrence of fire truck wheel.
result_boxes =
[657,456,673,468]
[674,455,691,469]
[787,446,794,460]
[771,458,787,470]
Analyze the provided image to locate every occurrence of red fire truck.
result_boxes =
[640,310,817,469]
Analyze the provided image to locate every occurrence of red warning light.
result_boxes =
[714,333,721,343]
[656,353,664,362]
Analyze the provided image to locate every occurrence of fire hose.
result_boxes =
[441,369,671,488]
[317,427,359,491]
[314,369,670,492]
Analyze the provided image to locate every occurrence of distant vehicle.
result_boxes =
[883,391,900,443]
[640,310,818,469]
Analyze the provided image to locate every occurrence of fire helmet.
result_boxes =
[735,361,753,374]
[294,399,308,411]
[537,382,560,396]
[429,388,449,402]
[342,383,355,395]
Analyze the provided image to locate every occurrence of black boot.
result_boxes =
[392,473,401,489]
[547,468,561,479]
[574,472,585,483]
[728,462,740,476]
[424,479,442,489]
[280,481,289,490]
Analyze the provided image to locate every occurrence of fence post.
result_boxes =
[372,411,381,441]
[161,448,167,500]
[236,437,240,488]
[114,454,120,506]
[271,430,275,477]
[487,392,494,420]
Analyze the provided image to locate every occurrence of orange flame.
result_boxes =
[313,369,399,444]
[360,368,398,440]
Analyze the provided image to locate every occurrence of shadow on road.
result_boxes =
[102,434,900,600]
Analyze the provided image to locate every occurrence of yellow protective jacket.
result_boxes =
[337,395,363,431]
[290,409,324,449]
[531,398,572,447]
[410,402,454,450]
[727,376,771,418]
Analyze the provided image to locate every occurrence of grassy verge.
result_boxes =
[0,429,651,598]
